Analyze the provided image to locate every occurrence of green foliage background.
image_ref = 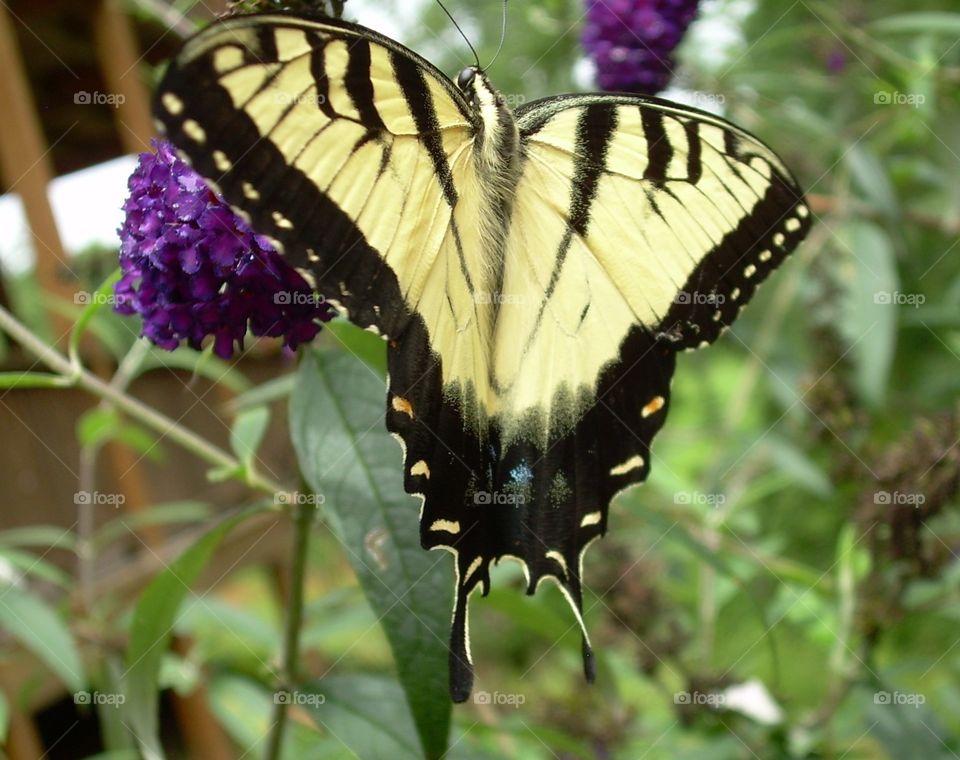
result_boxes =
[2,0,959,758]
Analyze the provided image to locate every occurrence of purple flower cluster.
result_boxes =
[582,0,700,95]
[115,140,333,359]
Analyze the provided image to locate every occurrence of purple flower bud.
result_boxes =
[582,0,700,95]
[115,140,334,359]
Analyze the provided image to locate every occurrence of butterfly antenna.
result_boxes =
[486,0,509,70]
[436,0,481,69]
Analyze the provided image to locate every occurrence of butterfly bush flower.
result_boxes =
[115,140,333,359]
[582,0,700,95]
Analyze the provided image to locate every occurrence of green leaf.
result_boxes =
[226,374,296,414]
[0,525,77,552]
[230,406,270,469]
[77,407,160,458]
[0,549,70,587]
[845,144,899,219]
[299,674,424,760]
[97,657,138,754]
[323,320,387,376]
[122,509,261,759]
[208,674,336,759]
[93,501,213,550]
[290,349,451,759]
[137,345,252,395]
[68,268,122,365]
[870,12,960,35]
[0,583,85,695]
[836,221,899,407]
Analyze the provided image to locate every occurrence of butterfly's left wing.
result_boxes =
[471,94,810,674]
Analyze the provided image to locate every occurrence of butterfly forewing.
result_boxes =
[515,95,811,349]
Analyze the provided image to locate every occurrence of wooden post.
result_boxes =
[0,6,76,337]
[93,0,154,154]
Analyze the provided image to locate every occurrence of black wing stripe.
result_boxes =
[390,50,457,208]
[256,25,279,63]
[684,119,702,184]
[539,103,616,307]
[345,37,387,131]
[307,33,339,120]
[641,107,671,184]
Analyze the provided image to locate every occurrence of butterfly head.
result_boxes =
[456,66,508,114]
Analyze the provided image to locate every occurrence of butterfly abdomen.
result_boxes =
[461,71,521,319]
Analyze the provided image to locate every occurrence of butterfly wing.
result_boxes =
[467,93,811,670]
[155,12,481,335]
[155,12,501,699]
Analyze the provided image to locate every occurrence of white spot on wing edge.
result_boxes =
[212,150,231,172]
[545,550,568,576]
[161,92,184,115]
[410,459,430,479]
[580,511,602,528]
[785,217,802,232]
[430,519,460,534]
[609,455,645,476]
[182,118,206,143]
[272,210,294,229]
[463,555,483,585]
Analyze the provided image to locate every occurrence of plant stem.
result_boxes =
[0,303,283,496]
[264,498,314,760]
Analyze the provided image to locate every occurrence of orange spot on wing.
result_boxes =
[392,396,414,418]
[641,396,665,418]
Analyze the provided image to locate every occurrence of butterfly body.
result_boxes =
[155,12,811,701]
